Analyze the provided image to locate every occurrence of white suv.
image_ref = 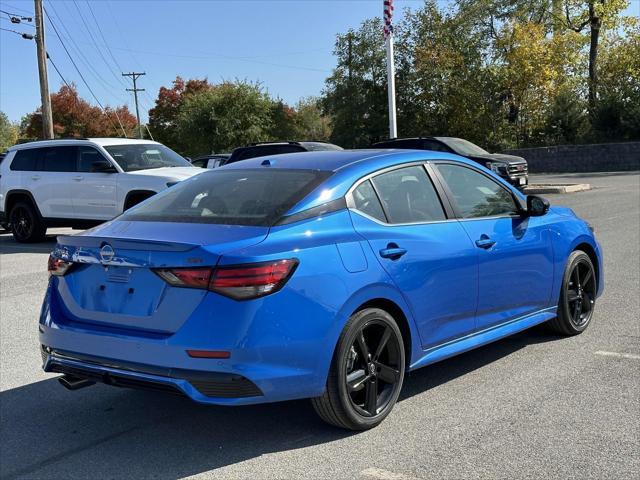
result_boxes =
[0,138,205,242]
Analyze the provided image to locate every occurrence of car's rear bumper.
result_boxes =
[38,277,338,405]
[42,346,267,404]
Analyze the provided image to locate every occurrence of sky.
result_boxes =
[1,0,639,125]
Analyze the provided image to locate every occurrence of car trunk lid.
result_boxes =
[53,222,268,333]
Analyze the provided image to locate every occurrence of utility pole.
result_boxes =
[34,0,53,139]
[122,72,145,138]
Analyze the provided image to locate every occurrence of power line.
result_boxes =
[70,0,127,88]
[1,14,34,27]
[43,5,126,137]
[46,2,128,101]
[84,0,124,73]
[46,52,74,92]
[0,26,33,39]
[0,8,32,22]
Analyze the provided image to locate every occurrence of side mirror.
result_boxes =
[91,160,117,173]
[526,195,549,216]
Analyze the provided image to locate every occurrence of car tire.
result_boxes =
[9,201,47,243]
[312,308,405,430]
[550,250,597,335]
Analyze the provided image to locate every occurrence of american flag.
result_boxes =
[383,0,394,39]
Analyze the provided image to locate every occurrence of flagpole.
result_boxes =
[383,0,397,139]
[385,33,397,139]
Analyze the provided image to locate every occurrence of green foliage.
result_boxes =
[321,0,638,149]
[174,81,275,157]
[0,111,19,151]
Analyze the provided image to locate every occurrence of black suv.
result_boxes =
[226,141,343,165]
[371,137,528,188]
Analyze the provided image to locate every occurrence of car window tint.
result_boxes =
[41,147,77,172]
[78,146,108,172]
[121,169,330,227]
[191,158,207,168]
[10,148,41,171]
[423,141,449,152]
[352,180,386,222]
[275,145,305,154]
[437,164,518,218]
[371,165,446,224]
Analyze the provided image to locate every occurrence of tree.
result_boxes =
[23,84,137,139]
[174,81,275,156]
[295,97,332,140]
[147,76,210,151]
[0,112,19,151]
[562,0,630,114]
[270,100,298,140]
[322,19,389,147]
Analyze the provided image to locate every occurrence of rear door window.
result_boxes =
[371,165,446,224]
[121,169,331,226]
[41,147,77,172]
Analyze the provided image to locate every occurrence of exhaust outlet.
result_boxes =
[58,374,95,390]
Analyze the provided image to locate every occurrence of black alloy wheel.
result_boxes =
[566,257,597,328]
[345,319,402,417]
[312,308,405,430]
[551,250,597,335]
[9,202,46,243]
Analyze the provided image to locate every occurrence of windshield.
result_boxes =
[121,168,331,226]
[300,142,343,152]
[103,144,192,172]
[438,138,489,156]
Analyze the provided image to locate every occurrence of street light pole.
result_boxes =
[34,0,53,139]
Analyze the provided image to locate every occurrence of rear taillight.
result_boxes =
[48,255,74,276]
[153,259,298,300]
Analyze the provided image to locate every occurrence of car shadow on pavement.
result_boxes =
[0,324,564,480]
[0,231,59,255]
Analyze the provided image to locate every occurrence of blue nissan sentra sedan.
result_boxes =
[40,150,603,430]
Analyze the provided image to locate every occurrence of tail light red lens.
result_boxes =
[154,267,211,289]
[48,255,74,276]
[153,259,298,300]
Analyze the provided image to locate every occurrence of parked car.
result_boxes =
[191,153,230,169]
[0,138,205,242]
[371,137,529,188]
[226,141,342,165]
[41,149,602,430]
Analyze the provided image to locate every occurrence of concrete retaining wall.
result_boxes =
[504,142,640,173]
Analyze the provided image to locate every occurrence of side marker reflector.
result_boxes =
[186,350,231,359]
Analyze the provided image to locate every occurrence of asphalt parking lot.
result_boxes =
[1,172,638,480]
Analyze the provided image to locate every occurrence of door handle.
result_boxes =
[379,243,407,260]
[73,176,84,181]
[31,175,40,180]
[475,235,496,249]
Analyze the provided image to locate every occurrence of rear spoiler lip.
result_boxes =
[55,235,199,253]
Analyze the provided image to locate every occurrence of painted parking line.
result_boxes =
[359,467,419,480]
[595,351,640,360]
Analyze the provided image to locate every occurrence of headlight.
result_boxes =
[486,162,505,174]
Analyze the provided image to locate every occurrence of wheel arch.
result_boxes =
[5,190,43,218]
[574,241,600,293]
[123,189,157,211]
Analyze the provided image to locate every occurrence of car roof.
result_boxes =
[220,148,494,216]
[8,138,162,151]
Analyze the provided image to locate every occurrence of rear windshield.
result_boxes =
[300,142,343,151]
[103,143,191,172]
[121,168,330,226]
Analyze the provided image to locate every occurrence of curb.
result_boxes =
[523,183,592,194]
